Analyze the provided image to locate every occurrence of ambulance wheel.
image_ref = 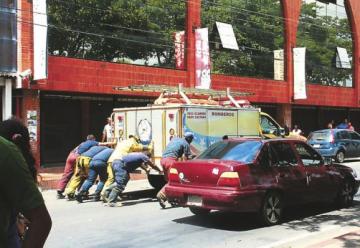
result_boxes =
[148,174,166,191]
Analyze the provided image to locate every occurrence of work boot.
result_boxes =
[156,191,167,209]
[93,193,101,202]
[66,193,75,201]
[75,191,87,203]
[108,187,122,204]
[56,191,65,199]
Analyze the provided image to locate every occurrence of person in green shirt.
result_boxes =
[0,136,52,247]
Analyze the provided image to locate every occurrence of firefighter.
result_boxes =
[156,132,195,208]
[105,152,162,206]
[75,147,114,203]
[64,145,107,199]
[101,135,153,200]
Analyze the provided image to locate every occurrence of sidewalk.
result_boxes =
[38,166,147,190]
[273,227,360,248]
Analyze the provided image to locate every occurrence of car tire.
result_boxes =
[259,191,283,226]
[189,207,210,216]
[335,151,345,163]
[147,174,166,191]
[335,180,354,208]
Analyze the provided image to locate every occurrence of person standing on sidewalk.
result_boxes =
[102,117,114,142]
[156,132,195,208]
[105,152,162,207]
[75,147,114,203]
[56,134,97,199]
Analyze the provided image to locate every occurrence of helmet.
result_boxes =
[184,132,194,139]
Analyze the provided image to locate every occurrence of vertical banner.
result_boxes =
[33,0,48,80]
[274,49,284,81]
[293,47,307,100]
[27,110,38,141]
[195,28,211,89]
[174,31,185,70]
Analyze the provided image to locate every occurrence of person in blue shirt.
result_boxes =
[64,145,107,198]
[76,147,114,203]
[336,118,350,129]
[157,132,195,208]
[105,152,161,206]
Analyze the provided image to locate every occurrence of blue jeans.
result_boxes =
[80,160,108,194]
[112,160,130,191]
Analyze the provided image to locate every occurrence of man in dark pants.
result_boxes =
[76,147,114,203]
[157,132,195,208]
[105,152,162,207]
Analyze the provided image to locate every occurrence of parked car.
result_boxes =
[165,138,359,226]
[307,129,360,163]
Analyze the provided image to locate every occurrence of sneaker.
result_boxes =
[56,191,65,199]
[104,202,123,207]
[157,196,166,209]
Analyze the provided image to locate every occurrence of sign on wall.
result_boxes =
[293,47,307,100]
[215,22,239,50]
[33,0,48,80]
[195,28,211,89]
[274,49,284,81]
[174,31,185,70]
[27,110,37,141]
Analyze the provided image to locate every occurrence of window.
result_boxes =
[258,144,270,167]
[337,131,350,140]
[48,0,186,69]
[297,0,353,87]
[350,132,360,140]
[268,142,298,166]
[202,0,284,79]
[260,115,279,135]
[198,140,262,163]
[295,143,322,166]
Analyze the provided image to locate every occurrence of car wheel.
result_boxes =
[335,151,345,163]
[189,207,210,216]
[259,191,283,226]
[335,180,354,208]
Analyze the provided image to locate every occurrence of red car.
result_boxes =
[165,138,359,225]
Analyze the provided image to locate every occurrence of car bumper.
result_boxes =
[165,185,265,212]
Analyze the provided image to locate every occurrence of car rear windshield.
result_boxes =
[197,141,262,163]
[308,131,331,142]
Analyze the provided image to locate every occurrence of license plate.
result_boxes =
[187,195,202,207]
[313,144,320,148]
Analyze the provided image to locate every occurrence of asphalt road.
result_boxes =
[43,160,360,248]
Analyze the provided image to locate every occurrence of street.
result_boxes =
[44,161,360,248]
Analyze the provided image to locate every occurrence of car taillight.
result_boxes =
[217,172,241,188]
[168,168,180,183]
[330,131,335,143]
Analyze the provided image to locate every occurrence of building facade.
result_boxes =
[6,0,360,167]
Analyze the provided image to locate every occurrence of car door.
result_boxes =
[268,141,308,205]
[294,142,337,202]
[337,130,352,157]
[349,131,360,158]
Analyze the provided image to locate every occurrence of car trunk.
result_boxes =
[172,159,239,187]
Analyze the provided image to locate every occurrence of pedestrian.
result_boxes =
[56,134,97,199]
[105,152,162,206]
[291,124,302,136]
[327,122,333,129]
[156,132,195,208]
[64,145,107,199]
[75,147,114,203]
[348,122,355,131]
[101,135,153,200]
[102,117,114,142]
[222,135,229,140]
[336,118,349,129]
[0,119,52,247]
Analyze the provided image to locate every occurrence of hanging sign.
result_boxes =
[195,28,211,89]
[293,47,307,100]
[174,31,186,70]
[215,22,239,50]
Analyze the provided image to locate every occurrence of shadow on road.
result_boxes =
[119,189,158,206]
[171,200,360,232]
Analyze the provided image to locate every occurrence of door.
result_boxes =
[336,130,352,157]
[268,141,308,204]
[294,142,337,202]
[349,131,360,158]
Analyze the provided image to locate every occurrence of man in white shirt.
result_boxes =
[291,124,302,136]
[102,117,114,142]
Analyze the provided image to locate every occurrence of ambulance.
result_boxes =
[111,85,285,189]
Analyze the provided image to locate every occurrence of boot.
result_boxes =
[75,191,87,203]
[56,191,65,199]
[156,190,167,209]
[93,193,101,202]
[107,187,122,204]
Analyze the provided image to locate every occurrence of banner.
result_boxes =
[274,49,284,81]
[33,0,48,80]
[174,31,185,70]
[195,28,211,89]
[293,47,307,100]
[215,22,239,50]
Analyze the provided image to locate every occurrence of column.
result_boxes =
[276,104,292,129]
[2,78,13,120]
